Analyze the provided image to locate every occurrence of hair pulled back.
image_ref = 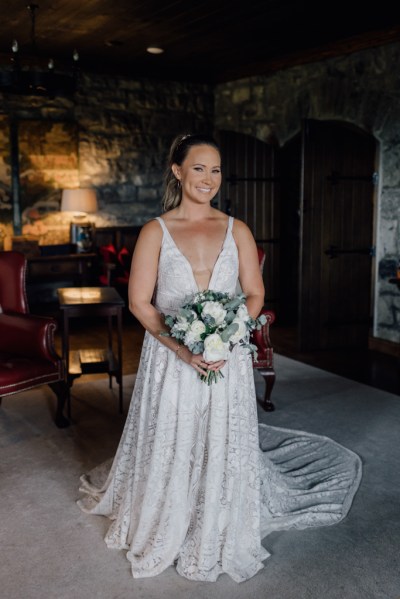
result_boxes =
[162,133,220,212]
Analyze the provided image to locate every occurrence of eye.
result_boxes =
[194,167,203,172]
[213,169,221,174]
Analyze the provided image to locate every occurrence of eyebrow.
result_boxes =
[192,163,221,168]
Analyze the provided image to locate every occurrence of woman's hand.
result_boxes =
[178,347,226,376]
[205,359,226,372]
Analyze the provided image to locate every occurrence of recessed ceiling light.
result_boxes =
[146,46,164,55]
[106,40,124,47]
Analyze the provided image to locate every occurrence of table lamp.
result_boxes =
[61,188,98,253]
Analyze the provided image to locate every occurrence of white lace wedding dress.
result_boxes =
[78,216,362,583]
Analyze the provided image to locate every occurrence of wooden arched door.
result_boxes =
[218,122,377,351]
[298,120,377,350]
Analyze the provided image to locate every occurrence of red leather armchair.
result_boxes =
[251,246,275,411]
[0,251,69,427]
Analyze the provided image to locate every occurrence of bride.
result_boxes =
[78,133,362,583]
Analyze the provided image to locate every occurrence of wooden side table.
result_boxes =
[58,286,125,418]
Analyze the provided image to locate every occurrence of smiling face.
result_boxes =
[172,144,222,206]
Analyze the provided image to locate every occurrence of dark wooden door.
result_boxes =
[299,120,377,349]
[218,131,279,313]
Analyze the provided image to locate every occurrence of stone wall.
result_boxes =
[215,42,400,344]
[0,73,214,246]
[76,74,214,225]
[1,44,399,344]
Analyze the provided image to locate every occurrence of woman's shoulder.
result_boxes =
[231,217,252,237]
[137,217,163,243]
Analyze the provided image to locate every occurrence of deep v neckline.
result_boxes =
[159,217,232,291]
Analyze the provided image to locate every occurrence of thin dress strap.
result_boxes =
[155,216,168,235]
[228,216,234,232]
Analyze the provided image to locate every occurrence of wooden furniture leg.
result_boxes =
[256,367,275,411]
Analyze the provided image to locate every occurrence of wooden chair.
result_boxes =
[0,251,69,427]
[251,246,276,411]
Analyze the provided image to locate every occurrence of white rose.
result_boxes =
[236,304,250,322]
[203,333,229,362]
[190,319,206,340]
[229,318,248,344]
[184,320,206,345]
[201,301,227,326]
[173,315,190,333]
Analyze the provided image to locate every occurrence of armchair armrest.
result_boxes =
[251,309,275,412]
[251,309,275,367]
[0,313,60,364]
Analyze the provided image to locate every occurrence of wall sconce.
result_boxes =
[61,188,98,253]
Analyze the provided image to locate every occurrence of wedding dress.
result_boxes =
[78,216,362,583]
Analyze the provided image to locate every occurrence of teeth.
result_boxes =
[198,188,211,192]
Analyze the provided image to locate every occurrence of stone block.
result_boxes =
[138,187,159,201]
[378,215,399,256]
[232,87,250,104]
[378,258,398,279]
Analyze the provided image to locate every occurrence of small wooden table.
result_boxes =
[58,287,125,417]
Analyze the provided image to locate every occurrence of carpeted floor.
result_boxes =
[0,355,399,599]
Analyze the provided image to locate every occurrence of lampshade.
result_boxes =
[61,189,98,214]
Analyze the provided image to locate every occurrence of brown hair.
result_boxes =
[162,133,220,212]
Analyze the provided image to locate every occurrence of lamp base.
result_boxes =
[70,222,95,253]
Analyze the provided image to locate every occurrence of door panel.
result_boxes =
[300,120,376,349]
[278,133,301,327]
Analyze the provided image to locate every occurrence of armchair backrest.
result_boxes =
[257,246,266,274]
[0,251,29,314]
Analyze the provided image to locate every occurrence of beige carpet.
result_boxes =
[1,357,399,599]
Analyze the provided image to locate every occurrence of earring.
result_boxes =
[176,179,181,189]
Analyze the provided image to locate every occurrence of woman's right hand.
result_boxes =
[179,347,209,376]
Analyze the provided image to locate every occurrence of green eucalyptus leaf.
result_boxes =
[164,315,175,327]
[178,307,192,319]
[220,322,239,342]
[224,297,242,311]
[225,310,235,324]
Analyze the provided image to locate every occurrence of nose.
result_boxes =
[202,170,212,183]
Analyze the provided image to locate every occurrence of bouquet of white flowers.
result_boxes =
[161,290,267,385]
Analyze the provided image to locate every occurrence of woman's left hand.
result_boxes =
[205,359,226,372]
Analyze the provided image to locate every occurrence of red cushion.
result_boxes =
[98,244,117,263]
[257,246,266,274]
[0,251,29,314]
[0,313,58,362]
[118,247,131,272]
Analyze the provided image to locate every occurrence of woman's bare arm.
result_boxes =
[128,220,164,334]
[128,220,209,375]
[234,220,265,318]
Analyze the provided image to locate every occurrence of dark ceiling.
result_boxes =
[1,0,399,84]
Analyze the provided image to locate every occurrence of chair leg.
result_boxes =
[256,367,276,412]
[49,381,70,428]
